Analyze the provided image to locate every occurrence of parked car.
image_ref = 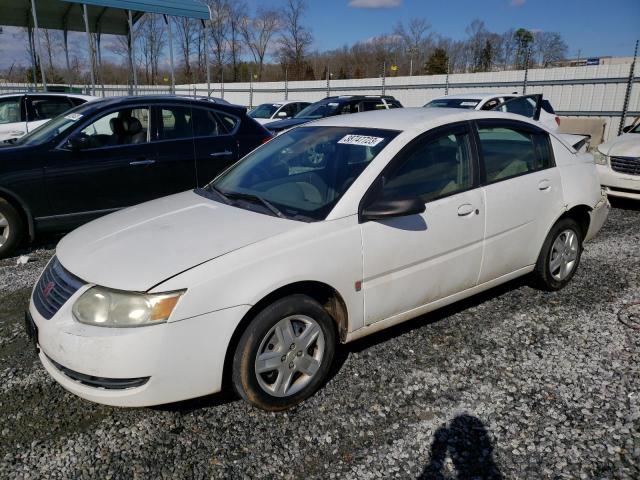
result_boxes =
[0,95,271,257]
[425,93,561,132]
[594,119,640,200]
[26,107,608,410]
[249,100,311,125]
[0,92,97,142]
[264,95,403,134]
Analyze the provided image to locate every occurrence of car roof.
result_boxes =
[302,107,542,132]
[84,95,245,111]
[430,93,517,101]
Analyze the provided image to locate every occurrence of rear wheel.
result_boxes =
[532,218,582,291]
[232,294,336,411]
[0,199,24,259]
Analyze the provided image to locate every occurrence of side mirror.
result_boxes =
[67,135,90,151]
[622,125,632,133]
[277,111,288,118]
[360,197,425,222]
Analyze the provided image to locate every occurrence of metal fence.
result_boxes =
[2,63,638,142]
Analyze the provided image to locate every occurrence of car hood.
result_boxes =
[56,190,300,291]
[265,117,311,131]
[598,134,640,157]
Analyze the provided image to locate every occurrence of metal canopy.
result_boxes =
[0,0,210,34]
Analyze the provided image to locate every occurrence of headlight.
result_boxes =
[593,151,608,165]
[72,287,184,327]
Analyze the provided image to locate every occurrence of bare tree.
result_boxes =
[175,17,196,82]
[534,31,568,67]
[227,1,245,81]
[241,7,282,81]
[139,14,166,85]
[279,0,313,80]
[393,18,431,75]
[208,0,229,79]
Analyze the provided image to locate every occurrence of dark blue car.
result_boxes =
[0,95,271,257]
[264,95,402,134]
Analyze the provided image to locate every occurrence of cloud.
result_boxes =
[348,0,403,8]
[510,0,526,6]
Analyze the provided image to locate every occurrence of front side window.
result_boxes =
[477,124,553,183]
[295,102,341,119]
[208,126,399,221]
[249,104,279,119]
[0,97,21,124]
[78,107,149,148]
[381,129,473,202]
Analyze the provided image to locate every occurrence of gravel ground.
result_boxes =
[0,201,638,479]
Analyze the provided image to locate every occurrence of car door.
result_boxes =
[44,105,157,223]
[151,104,199,196]
[0,95,27,141]
[360,122,485,325]
[191,106,239,185]
[475,119,563,283]
[26,95,75,132]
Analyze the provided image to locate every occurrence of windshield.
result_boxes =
[206,126,399,221]
[424,99,480,109]
[294,101,341,119]
[15,102,95,146]
[630,123,640,134]
[249,104,280,119]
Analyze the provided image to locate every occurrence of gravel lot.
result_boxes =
[0,200,638,479]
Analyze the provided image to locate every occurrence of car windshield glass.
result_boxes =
[15,102,95,146]
[630,123,640,134]
[249,104,280,119]
[294,102,341,119]
[205,126,399,221]
[425,99,480,109]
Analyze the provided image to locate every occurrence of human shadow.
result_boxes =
[419,414,502,480]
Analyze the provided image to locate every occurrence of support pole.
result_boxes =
[284,65,288,100]
[618,39,638,135]
[26,25,38,91]
[164,15,175,94]
[249,70,253,108]
[221,68,224,99]
[445,60,450,96]
[522,46,530,95]
[381,61,386,96]
[128,10,138,94]
[82,4,96,96]
[326,65,330,97]
[30,0,47,91]
[201,19,210,97]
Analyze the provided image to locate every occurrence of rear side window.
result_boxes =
[159,106,193,140]
[382,128,474,202]
[477,124,553,183]
[216,111,239,133]
[191,108,226,137]
[29,97,74,120]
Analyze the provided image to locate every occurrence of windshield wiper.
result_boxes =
[222,191,287,219]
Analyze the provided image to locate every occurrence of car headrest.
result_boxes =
[122,117,143,135]
[109,117,125,135]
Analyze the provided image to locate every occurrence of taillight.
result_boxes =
[555,116,561,126]
[261,135,273,144]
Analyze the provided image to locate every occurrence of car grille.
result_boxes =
[610,156,640,176]
[33,257,85,319]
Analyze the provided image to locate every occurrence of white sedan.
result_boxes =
[594,121,640,200]
[248,100,311,125]
[27,108,609,410]
[0,92,97,142]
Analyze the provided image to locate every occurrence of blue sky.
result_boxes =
[255,0,640,58]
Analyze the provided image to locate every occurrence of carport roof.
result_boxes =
[0,0,211,35]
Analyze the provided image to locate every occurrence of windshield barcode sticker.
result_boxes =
[64,113,83,121]
[338,134,384,147]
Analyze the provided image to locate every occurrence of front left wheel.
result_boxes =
[0,198,24,259]
[232,294,337,411]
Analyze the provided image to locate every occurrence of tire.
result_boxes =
[532,217,583,291]
[232,294,337,411]
[0,198,24,259]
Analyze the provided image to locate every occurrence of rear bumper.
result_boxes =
[585,192,610,242]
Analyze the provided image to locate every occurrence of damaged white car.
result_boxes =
[27,108,609,410]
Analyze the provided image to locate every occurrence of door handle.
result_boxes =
[538,179,551,190]
[129,159,155,166]
[457,204,475,216]
[209,150,233,157]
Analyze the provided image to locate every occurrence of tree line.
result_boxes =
[1,0,568,86]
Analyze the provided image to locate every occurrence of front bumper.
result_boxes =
[28,290,250,407]
[596,164,640,200]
